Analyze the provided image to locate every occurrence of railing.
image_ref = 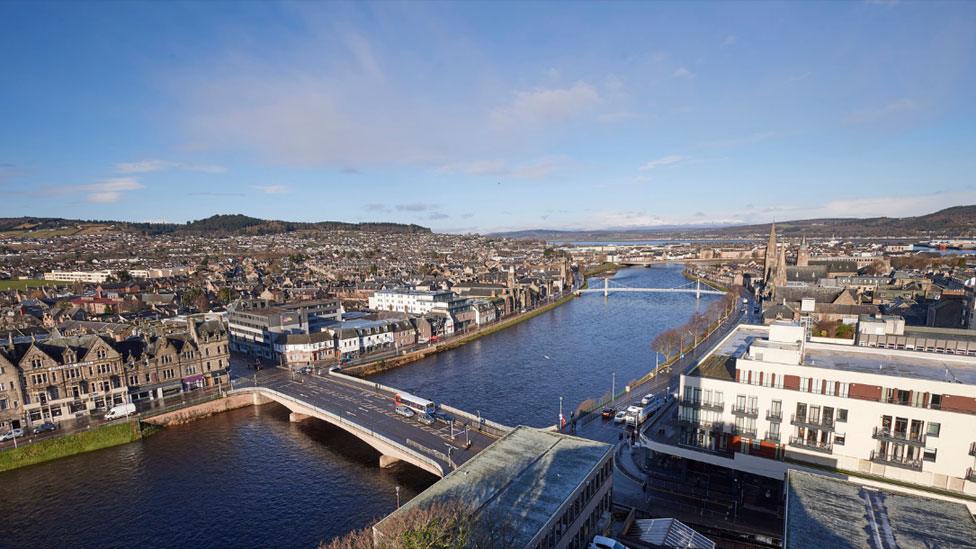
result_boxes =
[765,431,780,443]
[732,426,757,439]
[679,398,724,412]
[731,405,758,418]
[790,414,834,432]
[870,450,922,471]
[766,409,783,422]
[969,442,976,457]
[968,468,976,482]
[229,387,448,475]
[677,441,733,458]
[871,427,925,447]
[789,436,832,454]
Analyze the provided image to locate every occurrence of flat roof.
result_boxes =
[786,470,976,549]
[802,344,976,385]
[373,426,612,546]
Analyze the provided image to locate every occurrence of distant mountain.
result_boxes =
[0,214,431,237]
[492,206,976,241]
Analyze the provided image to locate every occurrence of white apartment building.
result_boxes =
[43,270,114,283]
[129,267,194,279]
[368,289,456,315]
[646,322,976,498]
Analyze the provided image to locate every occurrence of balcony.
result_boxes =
[733,426,758,439]
[766,409,783,422]
[968,468,976,483]
[870,450,922,471]
[679,398,724,412]
[789,436,833,454]
[790,414,835,432]
[765,431,781,443]
[678,418,720,431]
[871,427,926,447]
[731,405,759,418]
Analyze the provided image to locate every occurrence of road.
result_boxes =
[240,368,500,473]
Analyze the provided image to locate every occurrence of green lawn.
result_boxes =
[0,279,52,291]
[0,422,144,472]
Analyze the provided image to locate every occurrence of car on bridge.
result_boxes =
[613,410,628,424]
[417,413,436,426]
[601,407,615,419]
[395,405,415,418]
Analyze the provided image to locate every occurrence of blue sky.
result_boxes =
[2,1,975,233]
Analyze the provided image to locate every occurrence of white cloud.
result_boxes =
[253,185,289,194]
[43,177,145,203]
[116,159,227,174]
[844,98,918,125]
[435,156,568,180]
[490,82,600,130]
[672,67,695,79]
[639,155,686,171]
[721,35,737,47]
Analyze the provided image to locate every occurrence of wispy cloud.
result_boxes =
[188,191,245,197]
[844,98,918,125]
[43,177,145,203]
[435,156,569,180]
[395,203,437,212]
[721,35,737,47]
[364,203,391,213]
[253,185,289,194]
[639,155,686,171]
[116,159,227,174]
[672,67,695,79]
[427,212,449,220]
[490,82,600,130]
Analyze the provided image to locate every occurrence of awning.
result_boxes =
[181,374,205,384]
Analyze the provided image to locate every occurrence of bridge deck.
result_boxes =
[577,288,725,295]
[240,370,500,473]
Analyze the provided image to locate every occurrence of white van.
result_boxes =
[104,403,136,420]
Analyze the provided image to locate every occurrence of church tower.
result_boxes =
[796,235,810,267]
[774,240,788,290]
[764,223,778,283]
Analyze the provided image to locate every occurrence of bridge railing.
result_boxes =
[228,386,447,476]
[328,370,512,438]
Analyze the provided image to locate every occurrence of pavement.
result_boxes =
[234,368,500,473]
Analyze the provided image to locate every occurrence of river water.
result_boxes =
[0,265,715,548]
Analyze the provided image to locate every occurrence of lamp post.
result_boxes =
[395,485,401,509]
[611,372,616,403]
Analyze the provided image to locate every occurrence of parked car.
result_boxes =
[0,428,25,441]
[417,413,436,426]
[394,405,415,418]
[33,422,57,434]
[296,366,312,375]
[613,410,628,424]
[590,535,630,549]
[601,407,615,419]
[104,403,136,421]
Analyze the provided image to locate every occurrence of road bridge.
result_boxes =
[228,370,508,477]
[576,277,726,299]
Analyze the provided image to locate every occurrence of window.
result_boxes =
[837,409,848,423]
[834,433,846,446]
[930,394,942,410]
[838,382,849,398]
[923,448,937,462]
[926,422,940,437]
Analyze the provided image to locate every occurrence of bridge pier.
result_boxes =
[252,392,274,406]
[379,454,401,468]
[604,277,609,297]
[289,412,310,423]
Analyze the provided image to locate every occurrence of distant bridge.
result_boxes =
[223,371,509,477]
[576,277,725,299]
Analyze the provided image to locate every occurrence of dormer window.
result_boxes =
[30,357,43,369]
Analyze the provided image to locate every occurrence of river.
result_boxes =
[0,265,716,548]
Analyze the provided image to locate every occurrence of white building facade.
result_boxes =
[649,322,976,498]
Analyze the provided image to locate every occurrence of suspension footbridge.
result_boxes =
[576,277,725,298]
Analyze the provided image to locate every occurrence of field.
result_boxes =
[0,422,146,472]
[0,279,51,291]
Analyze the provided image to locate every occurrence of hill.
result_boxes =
[491,205,976,241]
[0,215,431,237]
